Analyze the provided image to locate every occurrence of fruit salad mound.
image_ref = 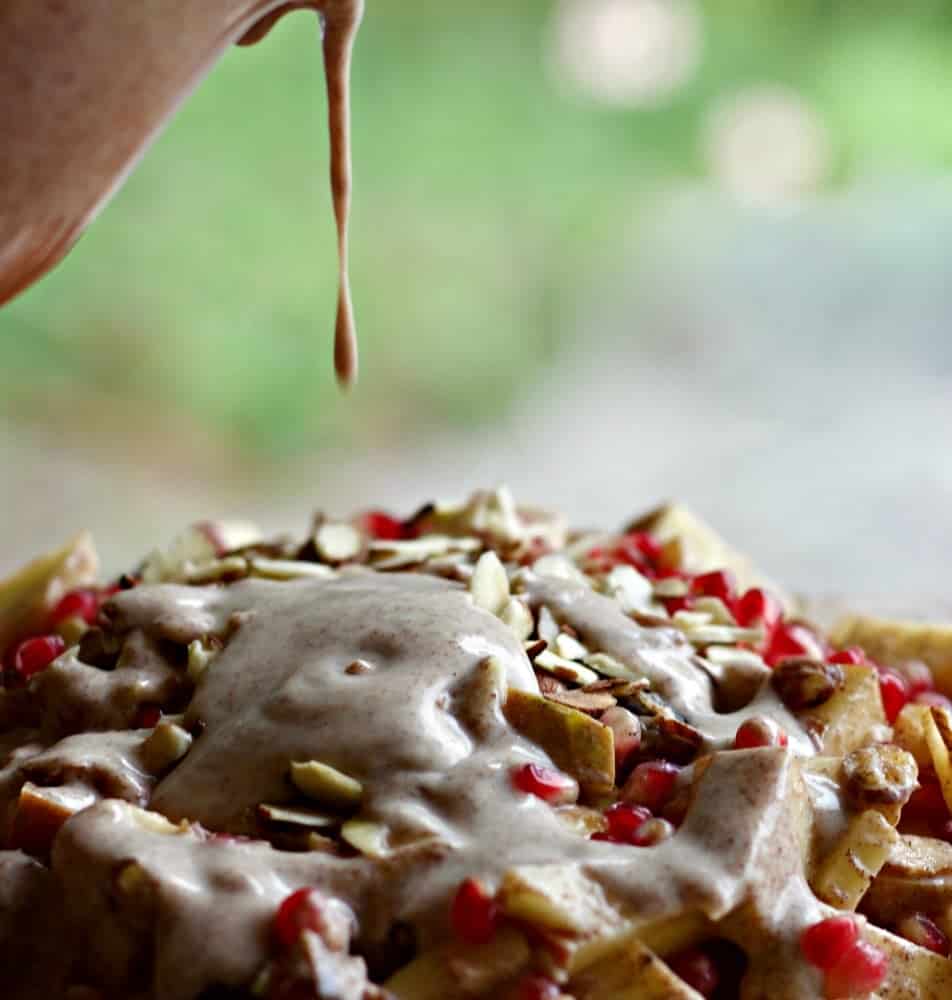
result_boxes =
[2,488,952,999]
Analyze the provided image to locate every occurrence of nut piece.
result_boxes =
[500,597,534,641]
[315,522,362,563]
[141,721,194,773]
[290,760,364,810]
[771,657,845,711]
[841,744,918,808]
[469,551,510,615]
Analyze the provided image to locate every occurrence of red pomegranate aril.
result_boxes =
[878,670,909,723]
[668,947,719,998]
[734,587,782,632]
[511,763,578,804]
[622,760,680,812]
[828,647,865,665]
[906,776,948,823]
[603,802,652,842]
[800,916,859,970]
[616,531,663,570]
[515,974,561,1000]
[358,510,406,541]
[50,589,100,626]
[914,691,952,711]
[764,622,824,667]
[692,569,737,605]
[134,704,162,729]
[823,939,888,998]
[450,877,498,945]
[10,634,65,680]
[273,888,330,951]
[901,660,935,698]
[734,716,788,750]
[896,913,949,955]
[663,595,694,615]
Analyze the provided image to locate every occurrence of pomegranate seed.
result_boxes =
[734,716,788,750]
[50,589,100,627]
[10,634,65,680]
[824,939,888,998]
[668,947,719,998]
[692,569,737,605]
[515,975,560,1000]
[764,622,824,667]
[134,704,162,728]
[663,595,694,615]
[900,660,935,698]
[450,877,498,945]
[273,888,330,951]
[914,691,952,711]
[828,647,865,665]
[603,803,652,842]
[896,913,948,955]
[622,760,680,812]
[358,511,406,541]
[878,671,909,723]
[600,706,642,770]
[800,916,859,970]
[734,587,782,632]
[615,531,663,570]
[511,763,578,804]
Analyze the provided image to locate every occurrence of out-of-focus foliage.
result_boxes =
[4,0,952,457]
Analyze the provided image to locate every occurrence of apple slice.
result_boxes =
[8,782,96,856]
[0,532,98,655]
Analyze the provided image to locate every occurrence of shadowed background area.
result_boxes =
[2,0,952,597]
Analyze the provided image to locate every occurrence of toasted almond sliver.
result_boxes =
[681,625,764,647]
[534,648,599,686]
[582,652,638,680]
[315,522,362,563]
[691,596,737,625]
[470,551,510,616]
[257,803,339,828]
[248,557,335,581]
[500,597,534,641]
[703,646,767,670]
[544,689,616,713]
[671,610,713,629]
[651,577,689,598]
[290,760,363,809]
[141,722,193,773]
[185,556,249,584]
[187,638,217,683]
[340,819,389,858]
[554,632,589,661]
[531,554,590,587]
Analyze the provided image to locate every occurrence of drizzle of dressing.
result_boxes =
[0,0,363,385]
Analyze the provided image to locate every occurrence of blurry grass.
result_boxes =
[4,1,952,457]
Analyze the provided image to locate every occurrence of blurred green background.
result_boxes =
[4,0,952,592]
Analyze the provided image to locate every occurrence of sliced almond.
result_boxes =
[187,638,218,683]
[185,556,249,584]
[248,557,335,581]
[315,522,362,563]
[290,760,363,810]
[544,689,616,713]
[651,577,689,599]
[703,646,767,671]
[369,535,480,570]
[691,596,737,625]
[141,722,193,773]
[531,554,590,587]
[534,649,599,686]
[340,818,389,858]
[554,632,589,661]
[470,551,510,615]
[679,624,764,647]
[257,803,339,828]
[500,597,534,641]
[582,652,639,681]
